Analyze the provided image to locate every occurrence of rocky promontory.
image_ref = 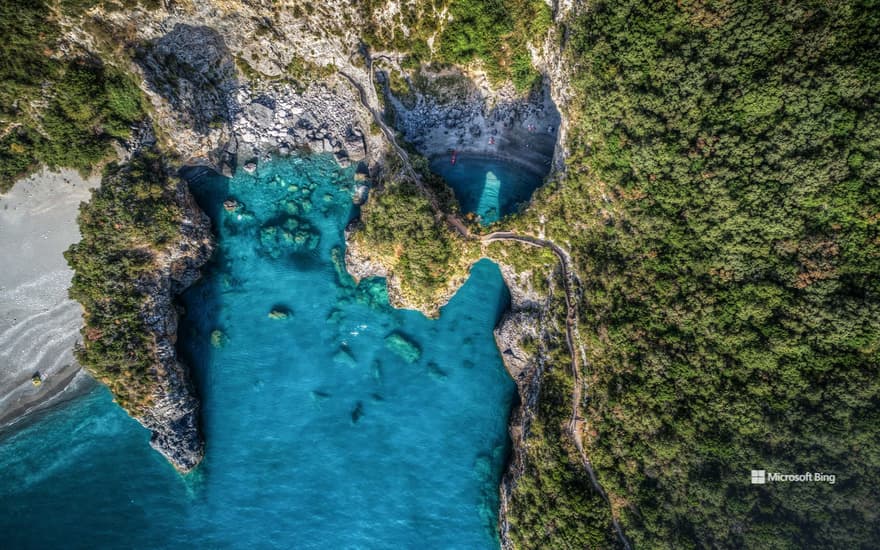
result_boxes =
[64,148,213,473]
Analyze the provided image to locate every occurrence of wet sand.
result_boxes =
[0,169,99,429]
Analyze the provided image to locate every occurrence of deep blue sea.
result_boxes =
[430,155,545,224]
[0,155,515,549]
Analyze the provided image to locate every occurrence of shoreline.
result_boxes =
[0,168,99,431]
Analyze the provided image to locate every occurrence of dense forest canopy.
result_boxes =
[511,0,879,547]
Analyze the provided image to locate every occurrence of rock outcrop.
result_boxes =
[491,263,557,549]
[136,177,214,472]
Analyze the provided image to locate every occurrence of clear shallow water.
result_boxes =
[0,155,515,549]
[430,155,545,224]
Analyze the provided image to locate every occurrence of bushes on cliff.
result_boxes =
[505,340,620,548]
[352,171,476,312]
[361,0,549,92]
[507,1,880,548]
[0,0,145,192]
[65,149,182,414]
[438,0,549,91]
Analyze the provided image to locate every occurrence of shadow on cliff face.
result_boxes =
[378,64,561,177]
[378,64,561,221]
[175,166,228,433]
[136,24,238,134]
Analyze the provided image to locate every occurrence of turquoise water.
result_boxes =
[0,155,515,549]
[430,155,545,224]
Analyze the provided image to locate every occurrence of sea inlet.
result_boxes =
[0,155,516,549]
[430,154,547,224]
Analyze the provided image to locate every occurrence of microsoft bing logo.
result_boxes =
[751,470,766,484]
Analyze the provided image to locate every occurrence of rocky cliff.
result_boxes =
[136,179,213,472]
[64,143,214,474]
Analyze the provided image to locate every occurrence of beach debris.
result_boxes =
[384,332,421,363]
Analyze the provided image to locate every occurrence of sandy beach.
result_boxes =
[0,168,100,429]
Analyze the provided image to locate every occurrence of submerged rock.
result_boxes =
[210,329,228,348]
[350,401,364,424]
[370,359,383,382]
[426,361,448,381]
[258,216,320,258]
[330,246,355,288]
[268,306,292,320]
[333,346,357,368]
[310,390,331,401]
[354,277,389,310]
[384,332,421,363]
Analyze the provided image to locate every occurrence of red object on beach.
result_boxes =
[489,136,495,145]
[451,150,457,165]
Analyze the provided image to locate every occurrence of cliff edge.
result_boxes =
[65,148,213,472]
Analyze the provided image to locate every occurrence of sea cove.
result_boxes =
[0,155,515,548]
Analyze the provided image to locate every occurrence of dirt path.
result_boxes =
[339,52,471,239]
[483,232,631,549]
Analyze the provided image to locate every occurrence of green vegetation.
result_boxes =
[361,0,550,92]
[0,0,146,191]
[359,1,880,547]
[65,149,183,414]
[503,1,880,547]
[504,309,620,548]
[438,0,550,91]
[350,163,477,314]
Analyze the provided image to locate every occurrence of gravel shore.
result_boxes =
[0,169,99,429]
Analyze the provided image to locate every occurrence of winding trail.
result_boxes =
[342,48,631,549]
[483,233,631,549]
